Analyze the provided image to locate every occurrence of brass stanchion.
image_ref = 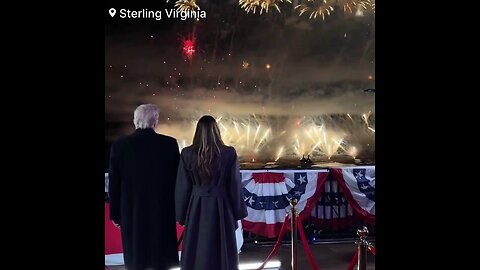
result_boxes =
[290,198,298,270]
[356,226,369,270]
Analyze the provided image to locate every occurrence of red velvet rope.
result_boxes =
[297,218,320,270]
[368,244,375,255]
[255,214,290,270]
[346,249,359,270]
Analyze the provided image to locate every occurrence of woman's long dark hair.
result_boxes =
[192,115,225,180]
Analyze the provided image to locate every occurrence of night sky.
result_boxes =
[105,1,375,168]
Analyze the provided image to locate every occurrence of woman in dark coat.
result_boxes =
[175,115,248,270]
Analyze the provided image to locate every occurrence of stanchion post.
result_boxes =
[290,198,298,270]
[357,226,369,270]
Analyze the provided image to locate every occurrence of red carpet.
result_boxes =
[105,203,184,254]
[105,203,123,254]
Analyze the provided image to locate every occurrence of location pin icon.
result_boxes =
[109,8,116,17]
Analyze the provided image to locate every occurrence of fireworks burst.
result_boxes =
[361,110,372,127]
[295,0,334,20]
[158,113,374,163]
[183,39,195,60]
[365,0,375,13]
[339,0,367,13]
[297,119,346,159]
[294,0,374,20]
[181,36,196,61]
[175,0,200,12]
[275,146,285,161]
[238,0,374,20]
[217,115,273,161]
[239,0,292,15]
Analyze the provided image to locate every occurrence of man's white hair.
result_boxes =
[133,104,160,129]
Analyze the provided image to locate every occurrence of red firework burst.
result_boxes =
[182,38,196,61]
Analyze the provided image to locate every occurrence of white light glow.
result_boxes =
[169,260,281,270]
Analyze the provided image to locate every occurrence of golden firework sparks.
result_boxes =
[239,0,292,15]
[241,0,374,20]
[364,0,375,13]
[239,0,259,14]
[338,0,367,13]
[275,146,285,161]
[175,0,200,12]
[294,0,374,20]
[347,113,354,121]
[295,0,334,20]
